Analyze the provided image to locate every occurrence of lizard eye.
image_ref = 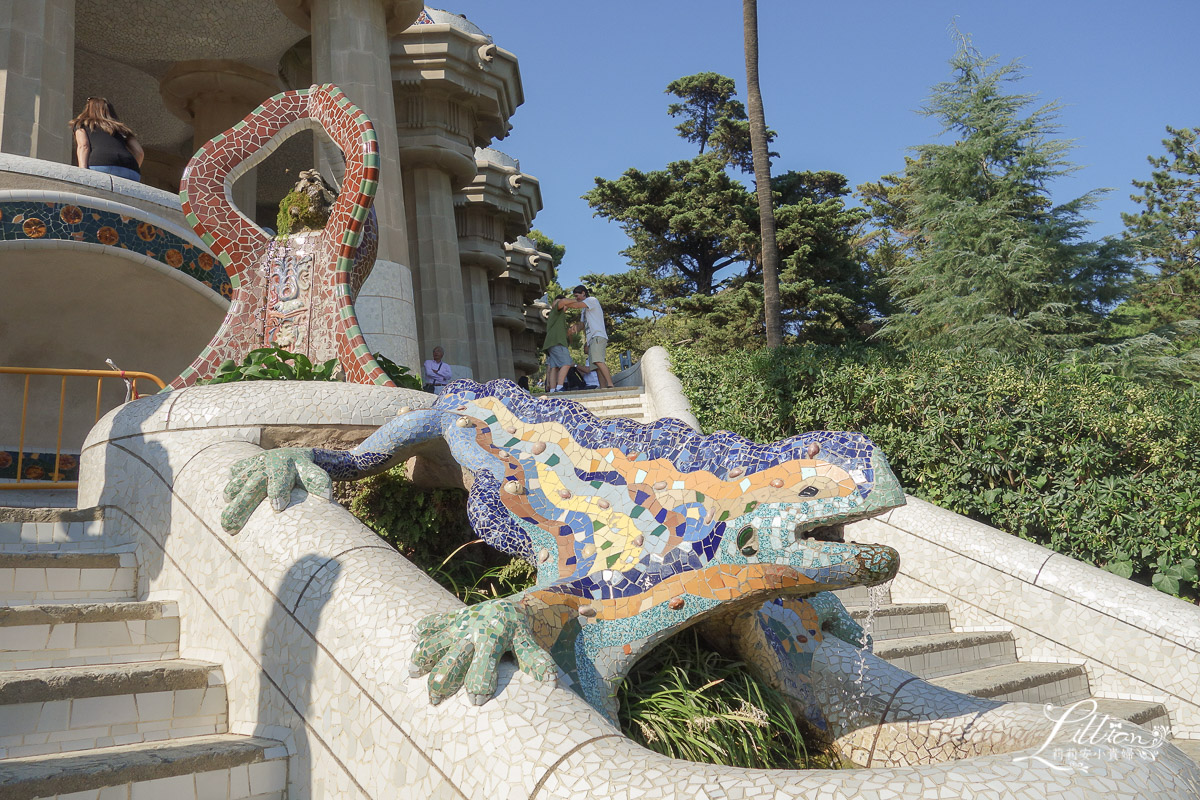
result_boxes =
[737,525,759,557]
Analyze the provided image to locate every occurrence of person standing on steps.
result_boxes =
[422,346,452,395]
[542,294,573,393]
[565,285,614,389]
[70,97,144,182]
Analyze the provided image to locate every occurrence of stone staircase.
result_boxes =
[0,506,289,800]
[834,583,1200,761]
[557,386,651,423]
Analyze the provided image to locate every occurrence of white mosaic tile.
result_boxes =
[66,381,1200,799]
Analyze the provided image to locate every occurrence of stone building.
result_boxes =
[0,0,554,383]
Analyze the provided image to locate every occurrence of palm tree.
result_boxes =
[742,0,782,348]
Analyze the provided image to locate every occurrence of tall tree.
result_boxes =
[666,72,773,173]
[742,0,783,348]
[774,171,889,341]
[583,155,757,296]
[1120,126,1200,328]
[666,73,744,156]
[874,36,1133,352]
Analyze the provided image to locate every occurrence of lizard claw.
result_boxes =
[410,596,549,706]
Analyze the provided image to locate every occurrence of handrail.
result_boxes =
[0,366,166,490]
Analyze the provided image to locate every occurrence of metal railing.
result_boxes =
[0,366,166,491]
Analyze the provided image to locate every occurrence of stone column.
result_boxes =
[159,60,280,216]
[460,262,498,381]
[404,164,470,366]
[392,12,522,371]
[489,279,522,382]
[0,0,75,163]
[307,0,412,267]
[284,0,422,373]
[455,148,541,381]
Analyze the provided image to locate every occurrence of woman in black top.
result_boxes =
[70,97,144,182]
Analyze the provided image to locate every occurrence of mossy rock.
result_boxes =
[276,190,328,237]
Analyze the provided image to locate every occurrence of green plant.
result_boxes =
[672,343,1200,602]
[373,352,422,390]
[617,628,838,769]
[200,347,339,384]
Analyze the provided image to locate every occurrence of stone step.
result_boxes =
[582,401,647,413]
[928,661,1091,706]
[0,733,287,800]
[0,553,137,605]
[0,507,108,553]
[872,630,1016,680]
[0,660,227,759]
[575,396,647,408]
[555,386,644,401]
[850,603,952,641]
[833,584,893,607]
[1091,697,1172,731]
[0,489,78,509]
[0,601,179,670]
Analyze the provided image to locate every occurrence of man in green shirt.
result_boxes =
[542,295,573,392]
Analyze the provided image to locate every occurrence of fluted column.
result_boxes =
[489,279,521,382]
[404,165,470,365]
[280,0,422,373]
[460,264,498,381]
[160,60,279,216]
[308,0,412,267]
[0,0,75,163]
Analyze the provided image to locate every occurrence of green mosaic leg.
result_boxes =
[220,447,325,533]
[409,597,557,706]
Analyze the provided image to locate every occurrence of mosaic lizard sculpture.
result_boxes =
[221,380,905,722]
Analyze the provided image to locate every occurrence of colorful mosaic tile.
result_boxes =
[170,84,391,390]
[222,379,905,721]
[0,201,230,297]
[0,449,79,483]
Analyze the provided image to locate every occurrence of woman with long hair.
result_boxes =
[70,97,144,182]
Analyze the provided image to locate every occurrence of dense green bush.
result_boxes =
[343,465,518,597]
[671,344,1200,601]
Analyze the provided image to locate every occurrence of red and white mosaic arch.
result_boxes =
[169,83,392,389]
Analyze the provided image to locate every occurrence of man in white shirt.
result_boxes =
[565,285,614,389]
[422,346,452,395]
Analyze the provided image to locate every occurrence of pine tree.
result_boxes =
[876,36,1133,352]
[1119,126,1200,328]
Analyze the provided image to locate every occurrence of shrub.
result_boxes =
[671,344,1200,601]
[344,465,533,602]
[200,347,338,384]
[373,352,423,390]
[618,628,838,770]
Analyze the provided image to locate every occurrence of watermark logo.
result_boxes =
[1013,698,1170,773]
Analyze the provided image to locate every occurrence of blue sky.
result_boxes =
[464,1,1197,288]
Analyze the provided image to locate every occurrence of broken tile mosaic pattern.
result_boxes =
[171,84,389,390]
[223,378,904,719]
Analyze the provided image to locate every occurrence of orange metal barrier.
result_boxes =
[0,367,166,491]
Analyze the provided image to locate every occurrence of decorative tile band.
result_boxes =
[0,449,80,482]
[0,200,230,298]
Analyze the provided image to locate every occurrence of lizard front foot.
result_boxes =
[409,596,556,706]
[221,447,332,533]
